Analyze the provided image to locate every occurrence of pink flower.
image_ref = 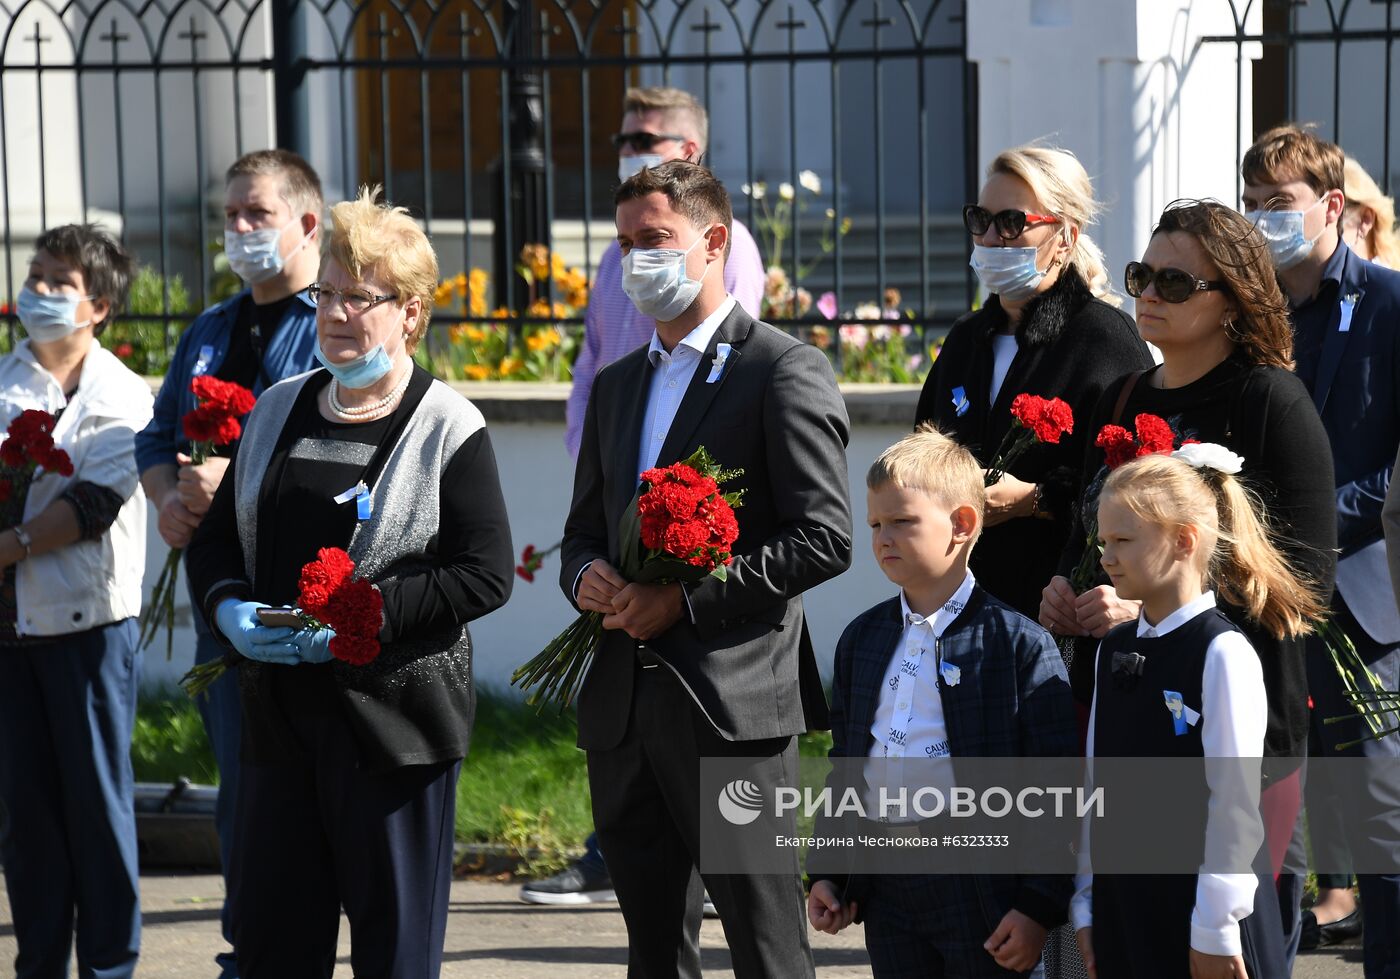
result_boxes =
[817,292,838,320]
[839,325,868,350]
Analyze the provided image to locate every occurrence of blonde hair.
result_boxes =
[1343,157,1400,267]
[322,186,439,353]
[868,424,985,539]
[623,87,708,153]
[1102,454,1324,639]
[987,144,1120,306]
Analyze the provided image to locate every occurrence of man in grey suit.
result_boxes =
[561,161,852,978]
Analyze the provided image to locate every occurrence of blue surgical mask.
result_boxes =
[621,232,715,321]
[224,218,310,284]
[1245,196,1328,271]
[17,286,91,343]
[969,244,1051,301]
[619,154,665,183]
[315,341,394,389]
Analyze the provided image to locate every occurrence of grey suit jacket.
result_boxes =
[560,304,853,751]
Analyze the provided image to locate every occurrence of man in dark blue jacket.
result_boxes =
[133,149,322,979]
[1243,125,1400,979]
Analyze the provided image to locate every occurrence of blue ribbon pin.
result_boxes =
[1339,293,1359,333]
[193,344,215,377]
[950,386,970,417]
[1164,690,1189,735]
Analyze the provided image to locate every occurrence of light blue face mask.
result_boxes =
[968,244,1051,301]
[315,341,394,389]
[621,232,714,322]
[224,219,310,284]
[17,286,92,343]
[1245,196,1328,271]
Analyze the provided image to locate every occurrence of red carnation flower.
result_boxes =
[1010,394,1074,444]
[1095,424,1137,470]
[330,634,380,666]
[192,375,257,416]
[662,519,710,561]
[183,405,243,446]
[0,441,25,468]
[38,446,74,477]
[1133,413,1175,456]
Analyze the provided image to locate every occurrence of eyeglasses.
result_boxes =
[1124,262,1225,303]
[307,283,397,314]
[962,205,1060,240]
[611,131,687,153]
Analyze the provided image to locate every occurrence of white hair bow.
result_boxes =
[1171,441,1244,475]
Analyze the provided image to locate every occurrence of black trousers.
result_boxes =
[229,702,460,979]
[587,658,815,979]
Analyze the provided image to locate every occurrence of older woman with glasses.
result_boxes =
[185,187,513,978]
[1042,202,1336,970]
[916,144,1153,621]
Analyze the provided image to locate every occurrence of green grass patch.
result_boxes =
[130,694,218,785]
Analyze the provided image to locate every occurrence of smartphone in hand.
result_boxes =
[255,607,304,629]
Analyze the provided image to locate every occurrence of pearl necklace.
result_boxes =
[328,366,411,420]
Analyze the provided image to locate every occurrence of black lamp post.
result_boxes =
[492,0,550,313]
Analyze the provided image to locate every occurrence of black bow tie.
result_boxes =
[1111,650,1147,688]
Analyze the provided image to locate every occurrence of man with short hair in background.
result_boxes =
[525,86,764,908]
[134,148,323,979]
[1242,124,1400,979]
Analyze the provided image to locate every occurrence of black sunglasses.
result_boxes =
[962,204,1060,240]
[1124,262,1225,303]
[610,131,687,153]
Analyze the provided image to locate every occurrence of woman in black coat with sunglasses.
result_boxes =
[917,144,1154,620]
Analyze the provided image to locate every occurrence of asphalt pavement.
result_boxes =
[0,872,1365,976]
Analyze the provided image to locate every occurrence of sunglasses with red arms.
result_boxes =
[962,204,1060,240]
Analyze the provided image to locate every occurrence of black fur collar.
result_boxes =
[985,265,1095,347]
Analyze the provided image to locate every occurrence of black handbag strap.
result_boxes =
[1110,369,1148,425]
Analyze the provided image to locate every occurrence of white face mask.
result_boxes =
[968,242,1056,301]
[17,286,92,343]
[619,154,665,183]
[621,232,715,322]
[224,217,310,284]
[1245,196,1329,271]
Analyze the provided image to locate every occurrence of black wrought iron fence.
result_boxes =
[0,0,977,379]
[1200,0,1400,198]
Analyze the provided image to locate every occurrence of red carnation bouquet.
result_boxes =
[512,446,744,712]
[182,546,384,696]
[0,409,75,519]
[140,376,257,658]
[984,393,1074,486]
[1068,413,1184,591]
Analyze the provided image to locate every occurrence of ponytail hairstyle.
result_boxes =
[987,144,1120,306]
[1101,451,1325,639]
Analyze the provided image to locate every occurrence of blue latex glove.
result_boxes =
[213,600,301,665]
[286,627,335,664]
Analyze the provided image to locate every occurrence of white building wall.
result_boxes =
[968,0,1262,285]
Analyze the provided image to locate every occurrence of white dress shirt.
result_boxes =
[1070,591,1268,957]
[636,295,736,477]
[864,570,974,821]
